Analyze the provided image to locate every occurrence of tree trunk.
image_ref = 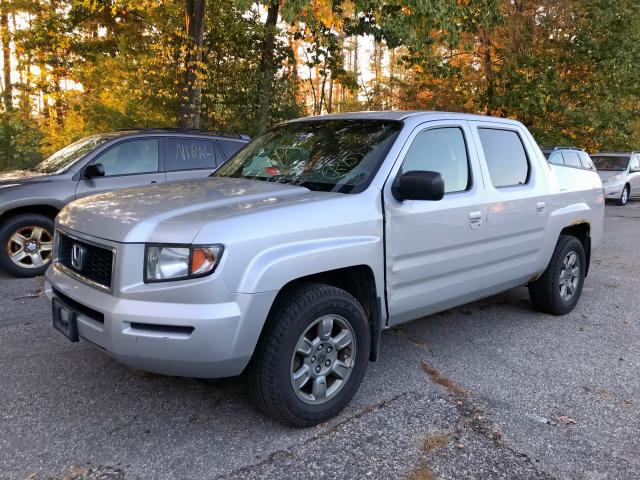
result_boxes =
[481,29,494,116]
[256,0,280,134]
[178,0,206,129]
[1,6,12,112]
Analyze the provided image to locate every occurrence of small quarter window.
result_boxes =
[218,140,245,160]
[578,151,595,170]
[401,127,470,193]
[478,128,530,187]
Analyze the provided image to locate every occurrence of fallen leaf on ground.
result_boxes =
[553,415,577,426]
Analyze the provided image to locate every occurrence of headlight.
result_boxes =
[604,174,622,183]
[145,244,223,282]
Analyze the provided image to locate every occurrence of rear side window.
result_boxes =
[218,140,245,160]
[95,139,159,176]
[562,151,582,168]
[165,138,218,171]
[478,128,529,187]
[401,127,470,193]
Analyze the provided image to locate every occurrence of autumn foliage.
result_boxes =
[1,0,639,171]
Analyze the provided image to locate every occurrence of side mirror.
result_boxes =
[84,163,105,179]
[392,170,445,202]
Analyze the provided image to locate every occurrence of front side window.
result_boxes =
[401,127,470,193]
[215,120,402,194]
[478,128,529,187]
[94,139,159,177]
[630,156,640,171]
[165,138,218,171]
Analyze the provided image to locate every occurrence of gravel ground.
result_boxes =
[1,202,639,480]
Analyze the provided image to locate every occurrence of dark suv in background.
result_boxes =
[0,129,249,277]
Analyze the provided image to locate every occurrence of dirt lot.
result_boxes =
[1,203,639,480]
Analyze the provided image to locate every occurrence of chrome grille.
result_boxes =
[56,231,114,290]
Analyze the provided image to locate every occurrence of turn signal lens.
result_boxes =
[191,246,220,275]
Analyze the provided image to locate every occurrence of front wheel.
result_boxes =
[0,214,55,277]
[617,185,630,206]
[528,235,586,315]
[249,283,370,427]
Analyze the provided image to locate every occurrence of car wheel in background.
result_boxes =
[617,185,630,206]
[249,282,370,427]
[0,214,55,277]
[528,235,586,316]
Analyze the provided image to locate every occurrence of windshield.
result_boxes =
[214,119,402,193]
[591,155,630,171]
[33,135,114,174]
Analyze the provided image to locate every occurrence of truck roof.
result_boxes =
[288,110,523,126]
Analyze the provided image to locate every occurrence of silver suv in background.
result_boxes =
[0,129,249,277]
[46,112,603,426]
[541,146,596,171]
[590,152,640,206]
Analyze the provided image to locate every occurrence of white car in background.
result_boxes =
[590,152,640,206]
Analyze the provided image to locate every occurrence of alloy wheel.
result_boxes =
[559,251,580,301]
[290,314,356,405]
[7,226,54,269]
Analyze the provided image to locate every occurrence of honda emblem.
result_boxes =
[71,243,87,271]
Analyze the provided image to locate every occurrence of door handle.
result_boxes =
[536,202,546,215]
[469,211,483,229]
[149,180,158,184]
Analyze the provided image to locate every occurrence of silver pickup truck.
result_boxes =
[45,112,604,426]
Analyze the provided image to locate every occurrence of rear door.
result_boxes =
[163,136,222,181]
[469,121,548,286]
[383,121,489,325]
[75,137,165,199]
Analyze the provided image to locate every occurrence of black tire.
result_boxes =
[249,282,370,427]
[0,214,55,277]
[617,185,630,206]
[528,235,586,315]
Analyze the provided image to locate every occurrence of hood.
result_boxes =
[597,170,625,181]
[58,177,337,243]
[0,170,54,186]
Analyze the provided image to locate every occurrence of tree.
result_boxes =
[1,1,12,112]
[178,0,206,128]
[256,0,280,133]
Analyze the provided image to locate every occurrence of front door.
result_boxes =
[75,138,165,199]
[384,121,489,325]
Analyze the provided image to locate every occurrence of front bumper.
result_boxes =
[603,182,624,199]
[45,261,277,379]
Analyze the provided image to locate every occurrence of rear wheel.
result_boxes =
[528,235,586,315]
[617,185,630,206]
[250,283,370,427]
[0,214,55,277]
